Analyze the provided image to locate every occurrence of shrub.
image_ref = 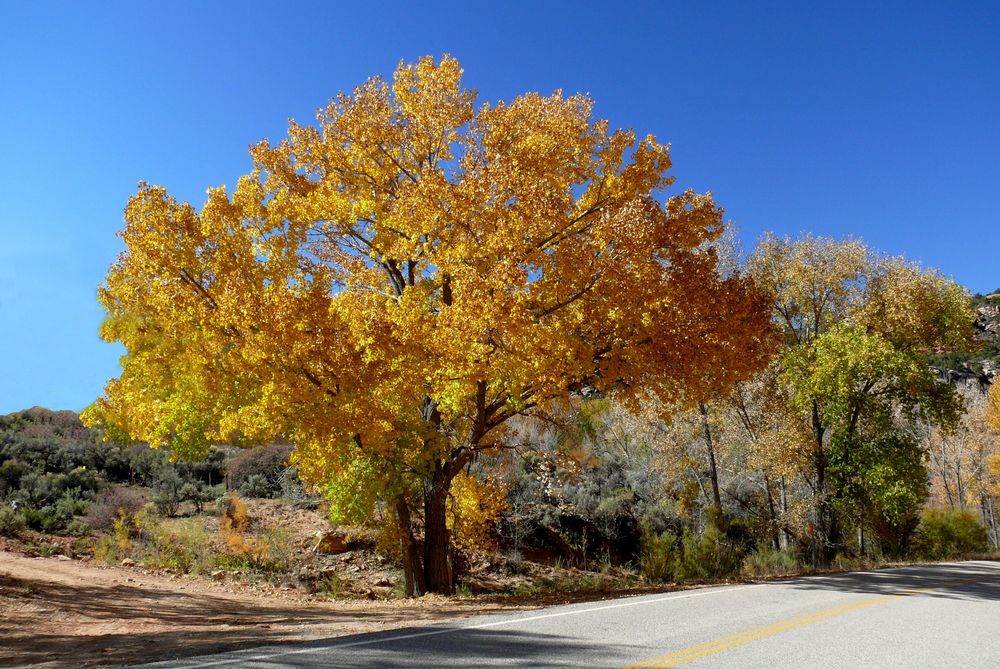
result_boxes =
[65,519,90,536]
[140,517,214,574]
[742,547,800,578]
[0,505,26,537]
[20,505,68,533]
[239,473,274,499]
[86,487,145,531]
[54,488,90,518]
[225,444,293,498]
[92,512,137,564]
[152,469,183,516]
[912,508,989,559]
[639,527,677,583]
[219,492,267,568]
[279,466,309,499]
[674,526,744,582]
[215,493,293,572]
[180,481,221,513]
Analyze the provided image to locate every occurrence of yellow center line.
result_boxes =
[622,576,984,669]
[622,596,891,669]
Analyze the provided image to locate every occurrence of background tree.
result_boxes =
[85,55,775,594]
[748,234,976,562]
[925,388,1000,547]
[989,381,1000,433]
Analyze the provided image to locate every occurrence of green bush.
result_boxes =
[20,505,69,533]
[65,518,90,536]
[912,508,989,559]
[239,473,274,499]
[180,481,222,513]
[0,505,26,537]
[54,488,90,518]
[140,517,214,574]
[639,527,677,583]
[742,547,800,578]
[152,470,183,516]
[674,526,743,582]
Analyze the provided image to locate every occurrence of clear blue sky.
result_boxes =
[1,1,997,414]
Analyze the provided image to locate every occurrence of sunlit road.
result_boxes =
[133,560,1000,668]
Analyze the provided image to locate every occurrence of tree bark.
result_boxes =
[699,402,723,516]
[762,473,780,550]
[422,471,454,594]
[395,496,426,597]
[779,476,790,551]
[811,400,839,565]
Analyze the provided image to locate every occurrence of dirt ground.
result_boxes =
[0,550,530,668]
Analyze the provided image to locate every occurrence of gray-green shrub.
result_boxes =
[0,505,26,536]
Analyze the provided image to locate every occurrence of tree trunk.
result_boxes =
[779,476,790,551]
[762,473,780,550]
[422,469,454,594]
[982,495,999,550]
[394,496,425,597]
[811,401,839,565]
[699,402,723,521]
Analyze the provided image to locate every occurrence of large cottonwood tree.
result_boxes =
[86,56,774,593]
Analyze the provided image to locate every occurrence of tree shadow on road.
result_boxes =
[148,626,634,668]
[779,560,1000,603]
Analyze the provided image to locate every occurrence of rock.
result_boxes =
[461,576,511,595]
[373,577,393,587]
[210,570,226,581]
[56,554,72,561]
[121,558,136,567]
[312,530,353,554]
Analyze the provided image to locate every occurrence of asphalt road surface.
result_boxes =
[132,560,1000,668]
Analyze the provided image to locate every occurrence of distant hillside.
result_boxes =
[0,406,93,443]
[929,289,1000,390]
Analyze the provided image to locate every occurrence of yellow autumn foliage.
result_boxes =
[447,472,508,552]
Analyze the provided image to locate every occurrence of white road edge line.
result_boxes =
[166,582,766,668]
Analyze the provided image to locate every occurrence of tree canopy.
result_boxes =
[85,55,775,593]
[748,234,976,559]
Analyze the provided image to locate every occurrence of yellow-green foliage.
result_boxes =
[447,472,508,552]
[91,511,137,563]
[913,508,989,559]
[140,516,214,574]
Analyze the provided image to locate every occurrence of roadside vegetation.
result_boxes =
[2,378,997,601]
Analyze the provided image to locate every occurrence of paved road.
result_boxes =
[132,560,1000,668]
